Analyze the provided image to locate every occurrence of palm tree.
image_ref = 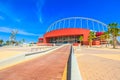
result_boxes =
[100,34,105,47]
[100,32,110,47]
[22,39,25,43]
[6,40,10,45]
[9,29,18,45]
[79,36,83,45]
[0,39,3,45]
[104,32,110,47]
[108,23,120,48]
[88,31,96,47]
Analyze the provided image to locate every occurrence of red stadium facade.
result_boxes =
[37,17,108,46]
[38,28,103,46]
[44,28,89,44]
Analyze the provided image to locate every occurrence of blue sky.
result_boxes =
[0,0,120,42]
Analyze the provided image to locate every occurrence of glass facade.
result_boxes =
[49,35,82,43]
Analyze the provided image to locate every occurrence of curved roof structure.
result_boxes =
[47,17,108,32]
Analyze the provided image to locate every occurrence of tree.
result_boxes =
[88,31,96,47]
[99,32,110,47]
[6,40,10,45]
[100,34,105,47]
[9,29,18,45]
[18,39,25,46]
[108,23,120,48]
[0,39,3,45]
[104,32,110,47]
[22,39,25,43]
[79,36,83,44]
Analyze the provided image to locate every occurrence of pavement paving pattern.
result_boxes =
[0,45,71,80]
[75,47,120,80]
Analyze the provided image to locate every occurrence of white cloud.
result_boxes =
[39,17,43,23]
[0,27,11,33]
[0,27,40,36]
[37,0,45,23]
[18,30,39,36]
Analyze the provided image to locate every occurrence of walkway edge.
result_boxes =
[71,46,82,80]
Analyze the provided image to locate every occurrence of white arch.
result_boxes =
[47,17,108,32]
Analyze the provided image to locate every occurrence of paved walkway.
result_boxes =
[75,47,120,80]
[0,45,71,80]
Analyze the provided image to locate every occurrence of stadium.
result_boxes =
[38,17,108,46]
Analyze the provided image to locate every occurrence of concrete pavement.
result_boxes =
[75,47,120,80]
